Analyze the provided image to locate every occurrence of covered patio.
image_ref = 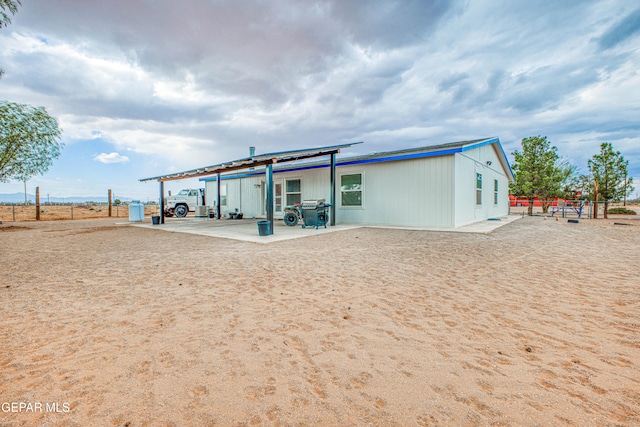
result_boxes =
[139,142,362,235]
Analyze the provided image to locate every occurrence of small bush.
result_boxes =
[607,207,637,215]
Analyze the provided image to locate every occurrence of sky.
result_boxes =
[1,0,639,201]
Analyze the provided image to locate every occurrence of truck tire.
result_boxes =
[283,212,299,226]
[174,204,189,218]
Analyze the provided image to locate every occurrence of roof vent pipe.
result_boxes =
[249,146,256,171]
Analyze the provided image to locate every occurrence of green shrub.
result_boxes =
[607,207,637,215]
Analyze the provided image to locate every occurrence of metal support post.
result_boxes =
[266,163,274,234]
[159,181,165,224]
[216,173,221,219]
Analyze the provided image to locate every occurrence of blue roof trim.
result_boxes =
[460,136,499,151]
[460,137,513,179]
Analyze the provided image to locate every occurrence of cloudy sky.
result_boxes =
[1,0,639,200]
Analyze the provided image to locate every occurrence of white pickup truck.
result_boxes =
[164,188,205,217]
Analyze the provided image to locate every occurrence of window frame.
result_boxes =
[340,172,364,208]
[494,179,499,205]
[476,173,483,206]
[285,178,302,206]
[219,183,227,206]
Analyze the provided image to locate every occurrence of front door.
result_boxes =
[274,181,283,217]
[261,179,284,218]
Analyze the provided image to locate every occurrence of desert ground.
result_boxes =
[1,214,639,426]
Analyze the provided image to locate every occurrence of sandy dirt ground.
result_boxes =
[1,215,639,426]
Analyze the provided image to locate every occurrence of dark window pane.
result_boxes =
[286,180,301,193]
[287,193,301,205]
[342,191,362,206]
[341,174,362,191]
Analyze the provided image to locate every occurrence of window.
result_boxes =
[286,179,301,205]
[341,173,363,207]
[219,184,227,206]
[476,173,482,205]
[494,179,499,205]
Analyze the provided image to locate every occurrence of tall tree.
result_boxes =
[510,135,575,214]
[1,2,63,183]
[1,0,21,78]
[0,0,20,28]
[588,142,634,218]
[0,101,63,182]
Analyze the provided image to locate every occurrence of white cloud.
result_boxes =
[94,152,130,164]
[0,0,638,199]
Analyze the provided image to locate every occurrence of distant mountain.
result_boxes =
[0,193,31,203]
[0,193,134,204]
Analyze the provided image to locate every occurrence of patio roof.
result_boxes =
[139,142,362,182]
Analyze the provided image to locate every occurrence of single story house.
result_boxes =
[202,137,513,229]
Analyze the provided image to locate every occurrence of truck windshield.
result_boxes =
[177,190,190,196]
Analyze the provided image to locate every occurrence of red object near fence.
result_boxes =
[509,196,561,207]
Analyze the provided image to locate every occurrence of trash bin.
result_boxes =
[129,201,144,222]
[257,220,271,236]
[152,215,160,225]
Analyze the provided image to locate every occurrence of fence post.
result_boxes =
[108,189,113,217]
[593,182,599,219]
[36,187,41,221]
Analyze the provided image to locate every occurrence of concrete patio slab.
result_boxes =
[130,214,521,243]
[132,217,363,244]
[361,214,522,234]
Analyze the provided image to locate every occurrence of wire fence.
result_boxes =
[508,199,638,219]
[0,203,160,222]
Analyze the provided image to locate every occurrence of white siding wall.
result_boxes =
[277,168,333,206]
[205,169,334,219]
[454,145,510,227]
[336,156,455,228]
[205,175,264,218]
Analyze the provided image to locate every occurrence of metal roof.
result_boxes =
[200,137,513,181]
[139,141,362,182]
